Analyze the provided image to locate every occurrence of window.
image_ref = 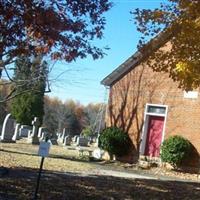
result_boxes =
[147,105,166,114]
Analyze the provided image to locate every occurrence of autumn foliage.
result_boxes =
[0,0,111,64]
[0,0,111,102]
[133,0,200,90]
[43,97,105,135]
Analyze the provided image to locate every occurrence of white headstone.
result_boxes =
[12,123,21,141]
[27,117,40,144]
[72,135,79,143]
[61,128,68,142]
[0,114,15,143]
[63,136,71,146]
[38,127,49,138]
[28,130,32,137]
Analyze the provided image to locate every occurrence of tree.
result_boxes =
[43,96,61,133]
[0,79,10,123]
[63,100,82,135]
[132,0,200,90]
[43,98,105,135]
[43,98,82,135]
[10,56,47,125]
[0,0,112,101]
[84,103,106,134]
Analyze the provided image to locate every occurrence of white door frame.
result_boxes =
[140,103,168,156]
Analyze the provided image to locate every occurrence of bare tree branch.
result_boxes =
[0,88,51,103]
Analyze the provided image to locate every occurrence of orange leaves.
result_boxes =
[51,52,62,60]
[153,10,165,20]
[47,39,55,47]
[34,46,48,54]
[133,0,200,90]
[33,31,42,39]
[0,0,111,68]
[75,106,85,120]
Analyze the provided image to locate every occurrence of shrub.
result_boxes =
[99,127,131,157]
[160,135,191,167]
[81,126,93,137]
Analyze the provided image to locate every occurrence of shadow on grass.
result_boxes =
[0,149,93,163]
[0,166,200,200]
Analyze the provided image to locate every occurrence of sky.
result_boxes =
[48,0,164,105]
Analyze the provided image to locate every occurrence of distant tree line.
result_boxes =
[43,97,105,136]
[0,84,105,136]
[0,55,105,136]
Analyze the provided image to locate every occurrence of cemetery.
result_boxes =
[0,138,200,199]
[1,1,200,199]
[0,114,200,199]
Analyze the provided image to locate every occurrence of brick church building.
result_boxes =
[101,32,200,166]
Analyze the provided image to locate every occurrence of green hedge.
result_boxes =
[160,135,191,167]
[99,127,131,157]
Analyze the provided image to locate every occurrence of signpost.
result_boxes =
[34,139,50,200]
[38,141,51,157]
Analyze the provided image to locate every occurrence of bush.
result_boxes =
[99,127,131,157]
[160,135,191,167]
[81,126,93,137]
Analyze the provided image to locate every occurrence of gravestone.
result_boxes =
[56,133,61,140]
[28,130,32,137]
[0,114,15,143]
[12,123,21,141]
[27,117,40,144]
[77,137,88,147]
[63,135,71,146]
[63,128,67,135]
[57,133,62,145]
[72,135,79,143]
[38,127,49,138]
[40,132,45,141]
[40,131,49,141]
[59,128,69,144]
[62,128,68,141]
[50,137,58,145]
[19,125,32,137]
[38,127,43,138]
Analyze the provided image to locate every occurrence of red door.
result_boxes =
[145,116,164,157]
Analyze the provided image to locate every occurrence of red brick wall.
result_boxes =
[106,59,200,165]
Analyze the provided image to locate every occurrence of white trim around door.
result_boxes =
[140,103,168,156]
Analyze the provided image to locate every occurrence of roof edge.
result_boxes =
[101,31,172,86]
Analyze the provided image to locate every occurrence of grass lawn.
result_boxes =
[0,141,200,200]
[0,141,95,173]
